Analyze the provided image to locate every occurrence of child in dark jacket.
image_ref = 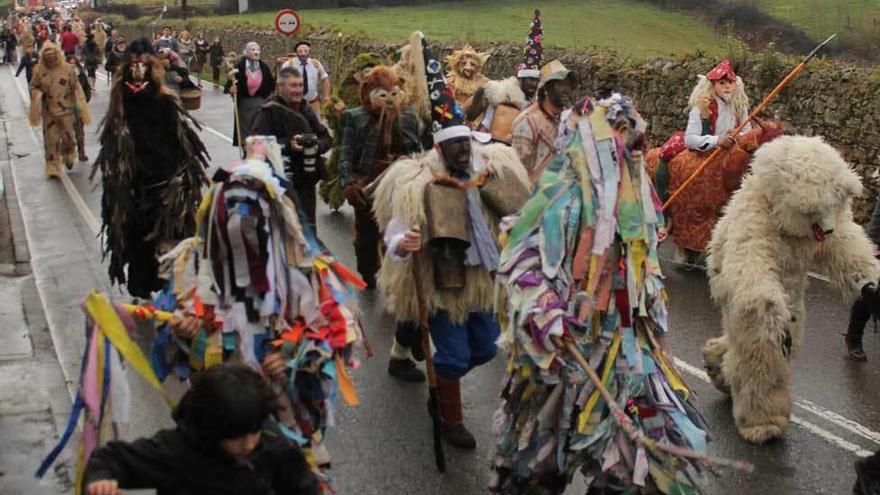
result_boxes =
[82,364,320,495]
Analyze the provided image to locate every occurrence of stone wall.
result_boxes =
[119,23,880,218]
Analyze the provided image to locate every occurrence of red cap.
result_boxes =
[706,58,736,81]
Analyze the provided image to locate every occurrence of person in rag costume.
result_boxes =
[511,59,575,183]
[319,52,382,211]
[338,65,422,291]
[28,41,90,178]
[373,33,531,448]
[152,135,366,489]
[92,37,210,298]
[445,43,489,109]
[465,9,542,144]
[225,41,274,149]
[491,94,710,494]
[645,59,781,267]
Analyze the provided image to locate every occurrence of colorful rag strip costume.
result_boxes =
[491,96,709,494]
[151,155,366,483]
[39,152,365,492]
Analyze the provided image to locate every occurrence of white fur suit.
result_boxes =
[703,135,880,443]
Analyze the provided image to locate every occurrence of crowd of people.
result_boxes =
[5,4,880,495]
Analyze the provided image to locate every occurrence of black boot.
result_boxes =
[436,377,476,449]
[387,358,425,382]
[854,451,880,495]
[846,297,871,363]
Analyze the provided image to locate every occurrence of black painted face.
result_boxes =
[546,78,574,109]
[519,77,539,100]
[438,137,471,172]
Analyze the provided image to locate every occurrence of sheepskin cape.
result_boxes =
[373,142,530,324]
[483,76,529,110]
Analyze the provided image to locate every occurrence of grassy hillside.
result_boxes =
[748,0,880,38]
[146,0,744,60]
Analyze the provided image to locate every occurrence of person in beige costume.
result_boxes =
[28,42,90,178]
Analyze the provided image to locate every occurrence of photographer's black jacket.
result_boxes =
[250,95,331,185]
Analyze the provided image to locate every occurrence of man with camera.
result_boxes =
[251,67,331,232]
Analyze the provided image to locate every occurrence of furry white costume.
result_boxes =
[703,135,880,443]
[373,141,530,324]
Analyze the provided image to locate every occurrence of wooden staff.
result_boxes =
[661,34,837,212]
[551,335,754,473]
[412,246,446,473]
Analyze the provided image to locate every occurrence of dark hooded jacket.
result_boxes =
[82,420,319,495]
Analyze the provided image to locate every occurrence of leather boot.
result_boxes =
[845,298,870,363]
[435,377,475,449]
[846,334,868,362]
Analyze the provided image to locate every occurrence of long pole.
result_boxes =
[412,252,446,473]
[662,34,836,211]
[551,335,753,473]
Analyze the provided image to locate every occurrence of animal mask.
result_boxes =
[40,42,62,69]
[360,66,406,115]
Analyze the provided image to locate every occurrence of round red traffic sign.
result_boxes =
[274,9,301,37]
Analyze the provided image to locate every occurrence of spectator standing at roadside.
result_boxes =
[208,35,223,88]
[281,41,330,116]
[191,31,208,87]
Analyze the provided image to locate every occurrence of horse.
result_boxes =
[646,118,783,262]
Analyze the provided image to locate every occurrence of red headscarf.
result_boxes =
[707,58,736,82]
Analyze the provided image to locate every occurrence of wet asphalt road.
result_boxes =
[5,65,880,495]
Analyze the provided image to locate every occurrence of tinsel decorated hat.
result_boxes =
[418,33,470,143]
[517,9,543,79]
[706,58,736,81]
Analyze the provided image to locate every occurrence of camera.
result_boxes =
[296,133,318,148]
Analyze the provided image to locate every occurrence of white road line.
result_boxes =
[8,66,101,235]
[95,70,233,144]
[674,357,875,457]
[13,64,878,459]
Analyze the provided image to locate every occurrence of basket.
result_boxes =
[179,88,202,111]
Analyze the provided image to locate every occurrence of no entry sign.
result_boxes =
[274,9,301,36]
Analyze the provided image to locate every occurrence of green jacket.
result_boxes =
[338,106,422,186]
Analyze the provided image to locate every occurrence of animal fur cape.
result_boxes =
[372,142,529,324]
[482,76,529,110]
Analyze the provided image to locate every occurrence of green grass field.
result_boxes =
[746,0,880,38]
[736,0,880,60]
[172,0,742,60]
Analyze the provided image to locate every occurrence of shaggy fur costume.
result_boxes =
[372,142,529,324]
[703,135,880,443]
[93,41,210,298]
[29,42,91,177]
[482,76,530,110]
[445,44,490,108]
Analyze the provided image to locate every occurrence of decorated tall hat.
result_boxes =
[517,9,543,79]
[419,33,470,143]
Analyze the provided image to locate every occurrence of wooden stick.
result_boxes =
[412,252,446,473]
[551,335,753,473]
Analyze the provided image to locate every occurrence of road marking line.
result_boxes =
[9,67,101,235]
[674,357,875,457]
[96,70,233,144]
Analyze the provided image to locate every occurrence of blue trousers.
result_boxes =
[396,311,500,379]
